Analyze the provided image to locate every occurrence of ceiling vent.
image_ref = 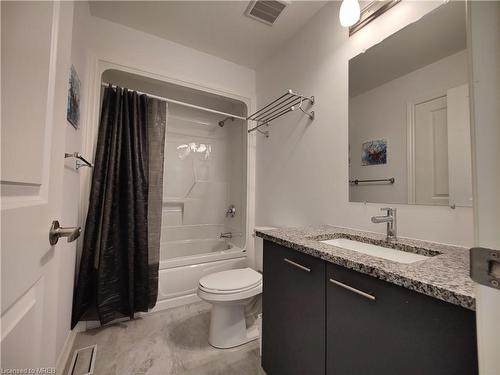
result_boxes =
[245,0,289,26]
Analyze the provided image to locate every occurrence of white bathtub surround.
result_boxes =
[197,268,263,349]
[160,104,246,241]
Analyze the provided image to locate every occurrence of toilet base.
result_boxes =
[208,302,259,349]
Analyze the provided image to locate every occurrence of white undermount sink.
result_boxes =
[320,238,429,264]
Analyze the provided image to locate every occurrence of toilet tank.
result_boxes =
[254,226,277,272]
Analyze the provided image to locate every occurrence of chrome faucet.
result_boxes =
[220,232,233,239]
[371,208,397,241]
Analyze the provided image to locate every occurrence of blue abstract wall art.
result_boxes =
[67,65,81,129]
[362,139,387,165]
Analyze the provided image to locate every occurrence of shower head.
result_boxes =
[218,116,235,127]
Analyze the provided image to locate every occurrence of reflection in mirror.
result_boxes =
[348,2,472,207]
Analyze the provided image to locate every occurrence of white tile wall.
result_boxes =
[161,105,245,259]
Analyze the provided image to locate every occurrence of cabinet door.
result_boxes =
[326,263,478,375]
[262,241,325,375]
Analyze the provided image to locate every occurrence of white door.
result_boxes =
[1,1,74,368]
[414,95,450,206]
[468,1,500,374]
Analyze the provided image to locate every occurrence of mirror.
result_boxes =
[348,2,472,207]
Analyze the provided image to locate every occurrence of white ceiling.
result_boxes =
[349,1,467,97]
[89,1,327,69]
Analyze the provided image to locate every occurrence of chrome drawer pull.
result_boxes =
[329,278,376,301]
[284,258,311,272]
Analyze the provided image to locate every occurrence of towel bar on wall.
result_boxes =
[349,177,395,185]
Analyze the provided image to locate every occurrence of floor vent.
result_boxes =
[67,345,97,375]
[245,0,289,26]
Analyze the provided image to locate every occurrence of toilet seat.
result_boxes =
[199,267,262,294]
[199,282,261,295]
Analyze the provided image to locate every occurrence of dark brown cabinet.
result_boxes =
[326,262,478,375]
[262,240,478,375]
[262,240,326,375]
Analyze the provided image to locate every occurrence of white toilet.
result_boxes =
[197,226,275,349]
[197,267,262,348]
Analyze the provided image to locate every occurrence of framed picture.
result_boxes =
[362,139,387,165]
[67,65,81,129]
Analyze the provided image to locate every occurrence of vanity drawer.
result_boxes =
[326,262,478,375]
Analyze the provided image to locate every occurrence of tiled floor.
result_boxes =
[64,302,264,375]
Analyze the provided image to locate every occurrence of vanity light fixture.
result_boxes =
[348,0,401,36]
[339,0,361,27]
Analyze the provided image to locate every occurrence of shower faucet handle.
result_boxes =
[226,205,236,218]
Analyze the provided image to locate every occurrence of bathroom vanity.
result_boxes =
[258,226,478,375]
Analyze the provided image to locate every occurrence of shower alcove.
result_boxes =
[100,69,249,310]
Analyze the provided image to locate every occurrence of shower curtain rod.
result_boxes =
[101,82,246,121]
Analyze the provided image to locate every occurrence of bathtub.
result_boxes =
[153,225,247,311]
[159,238,240,265]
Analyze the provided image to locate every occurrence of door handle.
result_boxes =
[329,278,376,301]
[284,258,311,272]
[49,220,81,245]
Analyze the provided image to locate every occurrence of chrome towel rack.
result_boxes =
[247,89,315,138]
[350,177,395,185]
[65,152,93,170]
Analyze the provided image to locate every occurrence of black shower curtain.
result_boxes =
[71,85,166,328]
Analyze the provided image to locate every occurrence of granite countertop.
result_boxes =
[256,225,475,310]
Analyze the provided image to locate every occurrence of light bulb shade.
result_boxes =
[339,0,361,27]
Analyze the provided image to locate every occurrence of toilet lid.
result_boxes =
[199,268,262,292]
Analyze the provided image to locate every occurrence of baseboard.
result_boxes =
[55,323,83,374]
